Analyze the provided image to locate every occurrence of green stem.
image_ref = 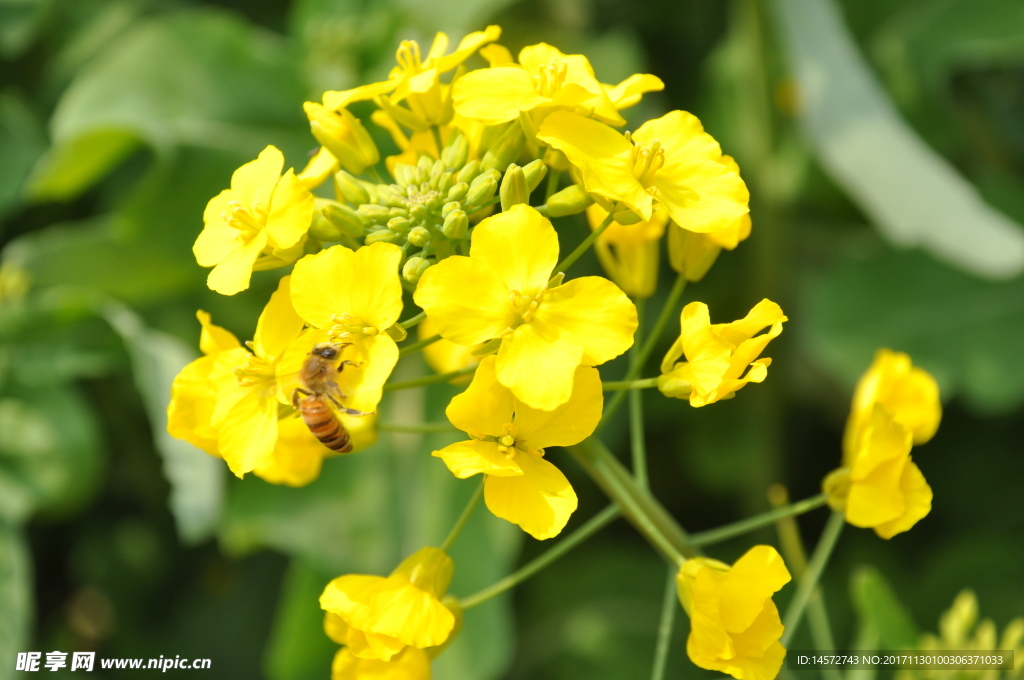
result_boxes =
[600,275,687,430]
[630,297,649,488]
[780,512,845,646]
[569,438,698,563]
[604,378,659,391]
[440,480,483,552]
[383,365,477,392]
[399,311,427,329]
[459,505,620,610]
[399,333,441,357]
[688,494,828,547]
[555,213,614,274]
[377,421,458,433]
[545,168,562,200]
[650,566,678,680]
[431,126,445,156]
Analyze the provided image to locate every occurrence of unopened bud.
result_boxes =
[321,203,366,237]
[333,170,371,205]
[500,165,530,211]
[407,226,431,247]
[442,201,461,217]
[430,158,445,183]
[546,185,594,217]
[441,134,469,169]
[387,216,412,233]
[308,211,344,242]
[435,171,453,194]
[612,209,642,225]
[303,102,379,175]
[481,124,524,173]
[402,256,432,284]
[522,159,547,192]
[358,204,391,224]
[393,163,416,187]
[416,155,433,184]
[365,229,402,245]
[667,225,721,282]
[466,177,497,207]
[447,182,469,202]
[442,209,469,239]
[410,204,428,221]
[456,160,481,185]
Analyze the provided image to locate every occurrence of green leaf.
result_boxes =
[0,521,31,680]
[0,0,52,58]
[0,91,46,221]
[771,0,1024,279]
[850,565,919,650]
[805,247,1024,413]
[103,301,223,544]
[264,560,339,680]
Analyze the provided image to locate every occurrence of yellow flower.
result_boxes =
[329,647,430,680]
[537,110,748,232]
[419,318,479,380]
[282,242,405,414]
[413,204,636,410]
[843,349,941,465]
[452,42,662,128]
[304,102,380,175]
[320,547,457,661]
[371,110,483,177]
[194,146,315,295]
[323,27,501,130]
[433,356,600,539]
[824,405,932,539]
[659,300,786,407]
[676,546,791,680]
[297,147,339,190]
[586,204,668,298]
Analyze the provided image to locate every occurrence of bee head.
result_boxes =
[311,343,339,360]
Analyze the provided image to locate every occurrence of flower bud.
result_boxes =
[416,155,433,184]
[456,160,481,185]
[308,211,344,242]
[358,204,391,224]
[465,177,497,207]
[435,171,453,194]
[408,226,431,247]
[522,159,547,192]
[410,203,428,221]
[441,201,461,217]
[667,224,721,282]
[388,216,412,233]
[546,184,594,217]
[500,164,530,211]
[442,209,469,239]
[303,102,379,175]
[403,256,432,284]
[441,133,469,169]
[321,203,366,237]
[393,163,416,187]
[365,229,402,244]
[447,182,469,202]
[480,123,524,173]
[333,169,371,205]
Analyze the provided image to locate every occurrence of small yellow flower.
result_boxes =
[586,204,668,298]
[329,647,430,680]
[676,545,791,680]
[537,110,748,232]
[824,405,932,539]
[453,42,662,128]
[320,547,457,661]
[843,349,941,465]
[194,146,314,295]
[304,103,380,175]
[296,147,339,190]
[659,300,786,407]
[414,204,636,410]
[433,356,601,539]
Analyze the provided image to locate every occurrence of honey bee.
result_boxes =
[291,342,371,453]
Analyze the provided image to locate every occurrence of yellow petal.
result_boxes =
[534,276,637,365]
[290,242,404,330]
[495,321,583,411]
[717,300,787,347]
[433,440,523,479]
[206,231,266,296]
[252,416,325,487]
[483,450,578,539]
[253,276,304,362]
[452,67,547,125]
[479,43,513,66]
[432,25,501,73]
[330,647,430,680]
[195,199,242,267]
[874,458,932,539]
[419,318,479,378]
[444,356,512,437]
[513,365,602,449]
[197,310,240,355]
[414,256,514,346]
[266,169,314,250]
[359,578,455,648]
[719,545,791,634]
[230,145,284,207]
[216,385,279,477]
[471,205,559,296]
[167,354,220,456]
[338,334,399,414]
[297,147,338,189]
[323,79,399,111]
[324,612,349,645]
[605,73,665,110]
[321,574,385,618]
[345,627,406,662]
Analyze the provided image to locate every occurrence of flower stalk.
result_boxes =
[688,493,828,547]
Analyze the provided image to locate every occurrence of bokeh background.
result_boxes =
[1,0,1022,678]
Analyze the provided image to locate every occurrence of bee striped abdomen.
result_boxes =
[298,395,352,453]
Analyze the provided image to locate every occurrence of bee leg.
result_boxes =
[337,360,361,372]
[326,392,344,409]
[291,388,311,409]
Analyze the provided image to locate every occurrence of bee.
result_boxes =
[291,342,371,453]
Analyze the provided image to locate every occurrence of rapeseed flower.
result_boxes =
[659,300,786,407]
[433,356,601,539]
[194,146,314,295]
[329,647,430,680]
[676,545,791,680]
[586,204,668,298]
[414,204,636,410]
[304,102,380,175]
[537,110,748,232]
[320,547,457,661]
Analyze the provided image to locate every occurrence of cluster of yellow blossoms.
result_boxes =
[166,25,943,680]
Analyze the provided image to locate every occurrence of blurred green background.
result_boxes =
[1,0,1023,678]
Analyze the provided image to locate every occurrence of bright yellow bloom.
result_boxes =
[323,27,501,130]
[282,242,405,414]
[677,545,791,680]
[659,300,786,407]
[843,349,941,465]
[452,42,662,128]
[537,110,748,232]
[433,356,600,539]
[329,647,430,680]
[320,547,457,661]
[414,204,636,410]
[586,204,668,298]
[194,146,314,295]
[304,102,380,175]
[824,405,932,539]
[297,147,339,190]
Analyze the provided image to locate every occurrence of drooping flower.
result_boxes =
[329,647,430,680]
[824,405,932,539]
[320,547,457,662]
[585,204,668,298]
[194,146,315,295]
[453,42,662,129]
[843,348,941,465]
[432,356,600,539]
[304,102,380,175]
[537,110,748,233]
[414,204,636,410]
[676,545,791,680]
[658,300,786,407]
